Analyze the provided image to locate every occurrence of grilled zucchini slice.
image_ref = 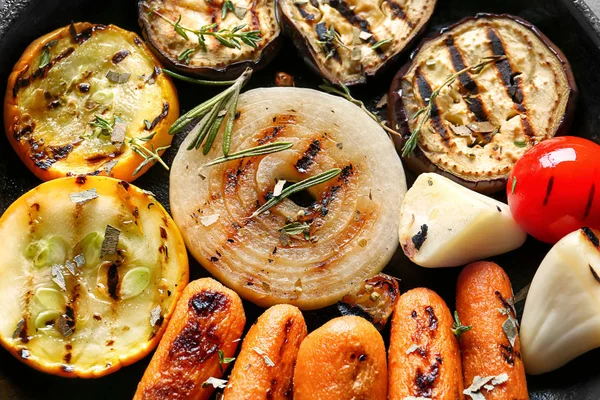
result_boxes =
[0,176,189,378]
[138,0,281,79]
[388,14,577,193]
[4,23,179,182]
[278,0,437,85]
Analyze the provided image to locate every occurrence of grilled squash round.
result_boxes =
[4,23,179,182]
[388,14,577,193]
[0,176,189,378]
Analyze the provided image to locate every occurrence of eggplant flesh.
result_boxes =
[170,87,406,310]
[278,0,436,85]
[388,14,576,193]
[138,0,280,79]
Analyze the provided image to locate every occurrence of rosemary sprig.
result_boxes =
[452,311,472,338]
[222,0,235,19]
[316,24,348,60]
[149,8,261,62]
[279,222,311,240]
[161,68,237,86]
[371,38,392,50]
[89,115,114,138]
[218,349,235,372]
[171,67,253,156]
[319,82,401,138]
[251,168,341,218]
[202,142,293,168]
[401,55,506,157]
[129,133,170,176]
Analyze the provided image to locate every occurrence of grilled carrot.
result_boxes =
[388,288,463,399]
[456,261,528,399]
[133,278,246,400]
[293,316,387,399]
[224,304,307,399]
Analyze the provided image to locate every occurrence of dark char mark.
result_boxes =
[543,176,554,206]
[107,263,120,300]
[315,23,341,62]
[112,50,130,64]
[147,102,170,130]
[295,140,321,173]
[584,184,596,220]
[295,4,315,20]
[590,264,600,283]
[425,306,438,330]
[190,291,230,317]
[412,224,428,251]
[416,71,449,142]
[415,359,440,397]
[382,0,413,27]
[583,227,599,247]
[327,0,385,57]
[500,344,515,365]
[445,37,488,122]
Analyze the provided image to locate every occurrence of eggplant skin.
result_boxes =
[138,0,281,80]
[277,0,437,86]
[388,14,578,194]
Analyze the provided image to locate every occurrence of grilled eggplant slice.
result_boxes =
[388,14,577,193]
[278,0,437,85]
[0,177,189,377]
[4,22,179,182]
[170,87,406,310]
[138,0,280,79]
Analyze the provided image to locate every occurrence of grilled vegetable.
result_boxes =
[338,273,400,330]
[278,0,437,85]
[138,0,280,79]
[521,228,600,374]
[4,22,179,182]
[388,288,463,400]
[0,176,189,378]
[388,14,577,194]
[224,304,307,399]
[134,278,245,399]
[293,316,387,399]
[456,261,529,400]
[508,136,600,244]
[170,87,406,310]
[399,173,526,268]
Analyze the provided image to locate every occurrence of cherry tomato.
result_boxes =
[507,136,600,244]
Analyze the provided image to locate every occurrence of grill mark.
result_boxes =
[445,37,489,122]
[590,264,600,284]
[415,359,440,397]
[295,140,321,173]
[416,71,449,143]
[14,47,75,95]
[382,0,414,27]
[328,0,385,57]
[487,29,534,136]
[295,4,315,20]
[582,227,599,247]
[543,176,554,206]
[258,126,282,145]
[584,184,596,220]
[112,49,130,64]
[315,23,341,63]
[425,306,438,330]
[147,102,170,130]
[107,263,120,300]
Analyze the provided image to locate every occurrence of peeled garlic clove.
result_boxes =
[34,287,65,311]
[520,227,600,375]
[399,173,527,268]
[120,267,151,299]
[35,310,62,329]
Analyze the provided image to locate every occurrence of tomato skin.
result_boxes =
[507,136,600,244]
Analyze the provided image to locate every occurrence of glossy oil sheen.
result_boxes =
[1,0,600,398]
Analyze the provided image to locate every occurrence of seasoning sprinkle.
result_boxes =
[106,70,131,84]
[12,319,25,340]
[150,305,163,327]
[273,179,286,197]
[406,344,419,355]
[252,347,275,367]
[51,264,67,291]
[56,314,73,337]
[202,377,228,389]
[70,188,99,205]
[74,254,85,267]
[100,225,121,257]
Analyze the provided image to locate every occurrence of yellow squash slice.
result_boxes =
[4,23,179,182]
[0,176,189,378]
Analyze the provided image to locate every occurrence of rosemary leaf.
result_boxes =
[251,169,341,218]
[279,222,311,237]
[222,0,235,19]
[203,109,227,155]
[39,46,51,69]
[202,142,293,167]
[161,68,237,86]
[173,15,190,40]
[222,85,241,156]
[371,38,392,50]
[452,311,472,338]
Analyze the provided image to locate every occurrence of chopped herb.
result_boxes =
[51,264,67,291]
[106,70,131,84]
[201,142,293,168]
[315,23,348,61]
[100,225,120,257]
[173,15,190,40]
[150,305,163,327]
[502,315,518,347]
[463,374,509,399]
[514,139,527,147]
[218,349,235,372]
[511,176,517,194]
[103,160,118,176]
[70,188,99,205]
[359,31,372,41]
[514,283,530,304]
[371,38,392,50]
[279,222,311,240]
[252,347,275,367]
[74,254,85,267]
[39,46,51,69]
[89,115,114,138]
[56,314,73,337]
[111,119,127,148]
[202,377,228,389]
[452,311,472,338]
[129,132,170,176]
[178,48,194,64]
[251,168,341,218]
[402,56,507,156]
[65,260,77,275]
[222,0,236,19]
[233,5,248,19]
[12,319,25,340]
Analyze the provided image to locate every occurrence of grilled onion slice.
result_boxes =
[0,177,189,378]
[388,14,577,193]
[170,87,406,310]
[278,0,437,85]
[138,0,280,79]
[4,23,179,182]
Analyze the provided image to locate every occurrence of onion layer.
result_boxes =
[170,87,406,309]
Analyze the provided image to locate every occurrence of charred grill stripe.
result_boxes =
[148,102,170,130]
[295,140,321,173]
[590,264,600,283]
[107,263,120,300]
[487,29,534,136]
[382,0,414,27]
[15,126,33,141]
[584,184,596,220]
[416,71,449,143]
[445,37,490,122]
[327,0,385,56]
[295,4,315,20]
[582,227,599,247]
[543,176,554,206]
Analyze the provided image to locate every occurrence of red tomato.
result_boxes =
[507,136,600,244]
